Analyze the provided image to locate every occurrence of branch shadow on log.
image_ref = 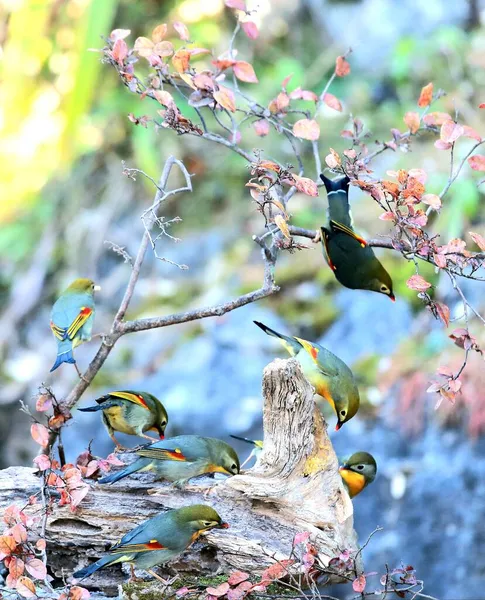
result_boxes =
[0,358,359,596]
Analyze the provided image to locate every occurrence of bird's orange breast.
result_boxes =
[339,468,366,498]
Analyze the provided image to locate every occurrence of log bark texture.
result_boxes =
[0,359,359,596]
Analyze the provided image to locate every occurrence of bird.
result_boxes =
[78,391,169,449]
[230,435,263,468]
[98,435,240,486]
[254,321,360,430]
[339,451,377,498]
[72,504,229,581]
[319,173,395,300]
[50,278,100,373]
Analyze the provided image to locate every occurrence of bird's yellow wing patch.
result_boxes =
[66,307,93,340]
[294,337,320,363]
[330,220,367,248]
[136,447,187,462]
[339,468,366,498]
[111,540,166,554]
[109,391,150,410]
[50,321,66,341]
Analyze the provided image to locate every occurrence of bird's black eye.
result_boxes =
[340,410,346,416]
[380,284,389,292]
[357,465,364,471]
[161,421,167,427]
[231,463,238,472]
[202,521,213,527]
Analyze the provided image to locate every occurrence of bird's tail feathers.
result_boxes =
[98,460,140,484]
[319,174,352,227]
[50,349,75,372]
[78,399,121,413]
[253,321,301,356]
[73,554,114,579]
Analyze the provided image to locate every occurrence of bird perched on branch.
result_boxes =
[254,321,360,430]
[78,391,169,449]
[49,278,100,373]
[72,504,229,581]
[230,435,263,468]
[98,435,240,486]
[339,451,377,498]
[318,174,395,300]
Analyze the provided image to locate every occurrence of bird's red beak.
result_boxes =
[389,293,396,302]
[335,422,342,431]
[159,434,165,440]
[219,522,230,529]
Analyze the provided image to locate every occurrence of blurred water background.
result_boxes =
[1,0,485,598]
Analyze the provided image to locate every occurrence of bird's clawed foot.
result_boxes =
[312,230,322,243]
[147,570,179,587]
[73,363,89,382]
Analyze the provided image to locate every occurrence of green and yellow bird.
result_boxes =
[50,278,100,372]
[319,174,395,300]
[230,435,263,468]
[78,391,169,448]
[254,321,360,430]
[73,504,228,581]
[339,451,377,498]
[98,435,240,486]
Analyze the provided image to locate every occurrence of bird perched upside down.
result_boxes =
[98,435,240,487]
[319,174,395,300]
[254,321,360,430]
[50,278,100,372]
[339,451,377,498]
[78,391,168,449]
[72,504,229,581]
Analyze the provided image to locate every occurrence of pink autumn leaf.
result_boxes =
[291,175,319,196]
[293,119,320,141]
[227,582,253,600]
[173,21,190,41]
[462,125,482,142]
[293,531,310,545]
[469,231,485,251]
[10,524,27,544]
[9,556,25,579]
[112,39,128,64]
[33,454,51,472]
[106,453,125,466]
[253,119,270,136]
[468,155,485,171]
[406,274,432,292]
[110,29,131,41]
[35,394,53,412]
[16,576,37,598]
[440,120,464,144]
[241,21,259,39]
[228,571,250,586]
[206,582,230,597]
[70,485,90,510]
[70,586,91,600]
[434,140,452,150]
[25,558,47,580]
[225,0,247,10]
[352,575,366,593]
[233,61,258,83]
[31,423,50,447]
[175,587,190,598]
[421,194,441,210]
[36,539,46,551]
[322,93,342,111]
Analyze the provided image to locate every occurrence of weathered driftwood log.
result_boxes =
[0,358,359,596]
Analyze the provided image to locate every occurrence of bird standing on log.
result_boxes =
[50,278,100,372]
[254,321,360,430]
[319,174,395,300]
[73,505,229,581]
[79,391,168,448]
[98,435,240,486]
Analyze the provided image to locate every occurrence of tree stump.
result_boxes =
[0,358,359,596]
